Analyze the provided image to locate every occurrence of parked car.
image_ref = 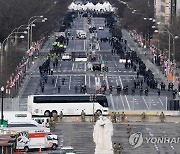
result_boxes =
[62,53,72,61]
[98,26,104,30]
[61,146,75,154]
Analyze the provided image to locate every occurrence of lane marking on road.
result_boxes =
[125,95,131,110]
[72,63,74,71]
[120,95,125,110]
[85,75,87,86]
[110,94,115,110]
[58,63,61,72]
[105,75,109,89]
[84,40,86,51]
[55,75,59,87]
[84,63,86,71]
[142,96,149,110]
[118,76,123,88]
[115,79,119,86]
[158,97,164,106]
[69,76,71,90]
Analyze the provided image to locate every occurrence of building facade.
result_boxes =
[154,0,180,25]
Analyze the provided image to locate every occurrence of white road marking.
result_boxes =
[105,75,109,89]
[84,63,86,71]
[69,76,71,90]
[120,95,125,110]
[72,63,74,71]
[118,76,123,88]
[158,97,164,106]
[84,40,85,51]
[55,75,58,87]
[125,95,131,110]
[110,94,115,110]
[142,96,149,110]
[85,75,87,85]
[58,63,61,71]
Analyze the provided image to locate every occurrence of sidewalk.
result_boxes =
[17,35,55,106]
[122,29,179,90]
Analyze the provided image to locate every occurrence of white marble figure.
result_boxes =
[93,115,113,154]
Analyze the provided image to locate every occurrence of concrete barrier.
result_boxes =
[109,110,180,116]
[56,115,180,123]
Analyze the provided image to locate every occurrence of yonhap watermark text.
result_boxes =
[145,137,180,144]
[129,132,180,149]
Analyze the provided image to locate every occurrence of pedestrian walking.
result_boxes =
[117,143,123,154]
[137,71,139,78]
[51,69,53,75]
[113,143,119,154]
[117,112,120,123]
[52,76,55,85]
[140,87,143,96]
[53,113,58,123]
[94,112,98,122]
[45,119,50,128]
[157,88,160,96]
[81,110,86,122]
[131,87,135,95]
[159,111,165,122]
[126,124,132,138]
[41,85,44,93]
[117,85,121,95]
[144,87,149,96]
[59,111,63,122]
[50,119,56,131]
[172,90,177,99]
[111,112,114,123]
[121,112,125,122]
[141,112,146,121]
[109,85,113,94]
[58,85,61,93]
[113,112,117,123]
[62,77,65,85]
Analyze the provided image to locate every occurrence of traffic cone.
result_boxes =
[76,117,79,123]
[39,146,42,153]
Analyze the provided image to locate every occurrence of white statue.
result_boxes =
[93,115,113,154]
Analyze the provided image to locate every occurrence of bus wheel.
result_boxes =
[24,146,29,152]
[52,144,57,150]
[44,110,51,117]
[51,110,57,117]
[96,110,102,115]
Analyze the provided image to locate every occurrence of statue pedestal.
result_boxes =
[95,149,113,154]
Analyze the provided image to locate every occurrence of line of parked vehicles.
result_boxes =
[0,111,75,153]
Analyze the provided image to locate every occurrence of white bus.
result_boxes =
[0,111,32,121]
[28,94,109,117]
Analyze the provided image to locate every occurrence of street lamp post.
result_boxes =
[29,18,47,47]
[132,10,152,47]
[2,31,26,51]
[154,28,179,62]
[1,86,4,126]
[27,16,43,49]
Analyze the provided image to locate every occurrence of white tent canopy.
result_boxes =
[68,2,77,10]
[68,1,114,12]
